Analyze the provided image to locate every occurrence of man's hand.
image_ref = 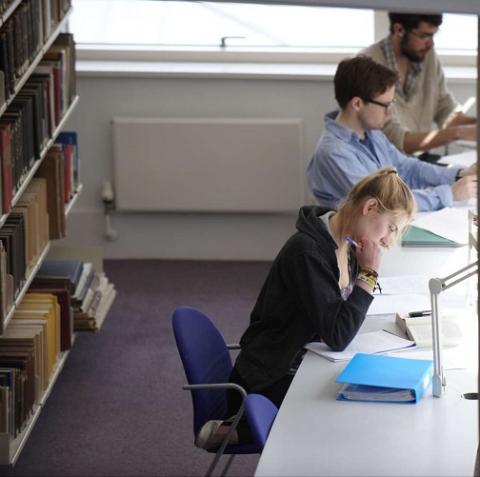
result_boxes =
[454,124,476,141]
[460,162,477,177]
[452,175,477,202]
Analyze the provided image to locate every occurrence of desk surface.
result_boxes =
[255,243,478,477]
[255,351,477,476]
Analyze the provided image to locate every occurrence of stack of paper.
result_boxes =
[305,330,415,362]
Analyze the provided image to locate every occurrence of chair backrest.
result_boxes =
[172,306,233,435]
[244,394,278,448]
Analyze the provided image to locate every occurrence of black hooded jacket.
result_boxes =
[235,205,374,392]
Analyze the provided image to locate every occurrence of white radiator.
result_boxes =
[112,117,304,212]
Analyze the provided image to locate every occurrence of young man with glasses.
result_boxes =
[306,55,476,212]
[362,12,476,157]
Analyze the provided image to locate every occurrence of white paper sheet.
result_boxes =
[367,293,431,316]
[305,330,415,362]
[412,207,470,244]
[437,150,476,168]
[373,275,429,295]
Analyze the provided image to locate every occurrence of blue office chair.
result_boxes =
[244,394,278,448]
[172,306,278,477]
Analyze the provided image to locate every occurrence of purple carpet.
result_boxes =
[3,259,271,476]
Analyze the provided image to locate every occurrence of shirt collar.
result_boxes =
[380,36,422,99]
[324,111,364,143]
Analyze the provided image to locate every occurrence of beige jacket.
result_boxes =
[361,40,458,152]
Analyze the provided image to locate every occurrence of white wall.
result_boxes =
[62,70,476,260]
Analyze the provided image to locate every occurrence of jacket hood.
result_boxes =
[296,205,336,246]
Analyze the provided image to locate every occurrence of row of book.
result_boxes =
[0,176,49,327]
[0,0,71,104]
[0,291,65,437]
[0,130,81,328]
[0,32,76,215]
[37,131,80,240]
[0,259,117,437]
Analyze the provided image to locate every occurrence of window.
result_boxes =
[69,1,477,64]
[435,14,477,54]
[70,0,373,50]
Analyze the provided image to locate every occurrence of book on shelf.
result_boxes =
[0,349,35,435]
[336,353,433,403]
[75,273,117,331]
[395,312,463,348]
[2,321,46,397]
[35,260,116,332]
[15,294,61,382]
[56,130,79,201]
[37,259,82,291]
[27,283,73,351]
[0,212,26,297]
[0,121,12,213]
[0,367,17,437]
[14,177,50,269]
[36,147,66,239]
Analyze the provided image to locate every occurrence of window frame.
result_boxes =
[70,9,477,68]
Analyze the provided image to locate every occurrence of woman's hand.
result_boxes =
[355,238,382,272]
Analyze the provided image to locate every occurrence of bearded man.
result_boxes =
[362,13,476,159]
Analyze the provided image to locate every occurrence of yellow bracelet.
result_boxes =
[357,273,377,290]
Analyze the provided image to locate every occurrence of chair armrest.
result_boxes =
[185,382,250,457]
[183,382,247,400]
[227,343,241,350]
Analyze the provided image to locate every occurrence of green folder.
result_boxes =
[401,225,461,247]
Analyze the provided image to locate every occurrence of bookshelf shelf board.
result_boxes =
[0,95,79,229]
[65,184,83,216]
[39,348,70,406]
[0,7,73,117]
[0,347,71,465]
[3,241,51,330]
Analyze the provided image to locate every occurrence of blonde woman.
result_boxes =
[196,166,415,450]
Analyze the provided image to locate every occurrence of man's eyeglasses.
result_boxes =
[408,30,437,41]
[365,98,396,112]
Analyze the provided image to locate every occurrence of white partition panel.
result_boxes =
[112,117,304,212]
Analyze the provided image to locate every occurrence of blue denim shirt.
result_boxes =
[306,111,459,212]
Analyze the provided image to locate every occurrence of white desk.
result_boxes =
[255,243,478,477]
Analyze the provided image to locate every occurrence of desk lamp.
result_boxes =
[429,260,478,397]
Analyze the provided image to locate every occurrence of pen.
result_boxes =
[345,236,360,248]
[408,310,431,318]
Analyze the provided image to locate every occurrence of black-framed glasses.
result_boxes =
[408,29,437,41]
[366,98,396,111]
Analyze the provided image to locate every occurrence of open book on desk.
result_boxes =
[396,312,463,348]
[336,353,433,403]
[401,226,463,247]
[305,330,415,362]
[402,207,470,247]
